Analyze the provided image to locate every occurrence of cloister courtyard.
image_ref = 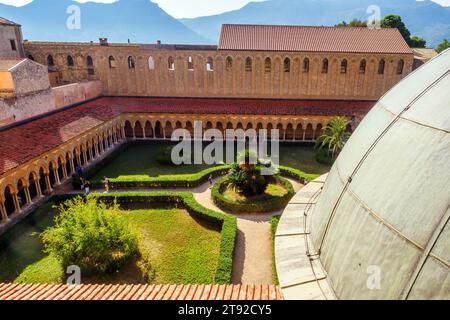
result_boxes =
[0,140,329,286]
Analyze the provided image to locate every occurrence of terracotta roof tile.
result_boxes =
[0,96,374,176]
[219,24,413,54]
[0,284,283,300]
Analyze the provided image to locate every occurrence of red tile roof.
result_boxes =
[218,24,413,54]
[0,283,283,300]
[0,97,374,175]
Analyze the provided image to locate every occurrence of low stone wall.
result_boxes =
[52,80,102,109]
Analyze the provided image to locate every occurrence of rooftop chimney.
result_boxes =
[99,38,108,46]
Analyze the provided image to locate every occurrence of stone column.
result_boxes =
[70,157,75,174]
[45,173,52,193]
[77,153,82,167]
[12,192,20,214]
[83,149,88,164]
[62,164,68,179]
[53,168,61,185]
[0,201,8,223]
[36,180,42,197]
[302,130,306,141]
[24,186,32,204]
[94,144,99,157]
[121,126,125,140]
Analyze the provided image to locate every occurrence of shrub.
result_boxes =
[315,148,332,165]
[90,192,237,284]
[41,197,138,274]
[89,165,231,189]
[212,176,295,213]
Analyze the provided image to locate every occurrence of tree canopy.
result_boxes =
[436,39,450,53]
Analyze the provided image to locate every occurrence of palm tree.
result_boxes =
[316,116,352,160]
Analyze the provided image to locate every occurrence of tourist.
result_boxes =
[103,176,110,193]
[84,180,91,195]
[208,174,213,188]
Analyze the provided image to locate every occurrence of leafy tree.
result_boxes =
[436,39,450,53]
[409,36,426,48]
[381,14,411,43]
[336,19,367,27]
[316,116,352,160]
[42,197,138,274]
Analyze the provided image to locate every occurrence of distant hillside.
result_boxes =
[0,0,208,44]
[180,0,450,47]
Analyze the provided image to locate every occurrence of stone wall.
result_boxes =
[52,80,102,108]
[24,42,414,101]
[0,24,24,59]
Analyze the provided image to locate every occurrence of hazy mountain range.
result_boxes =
[0,0,449,47]
[182,0,450,47]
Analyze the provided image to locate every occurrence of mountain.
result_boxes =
[180,0,450,47]
[0,0,208,44]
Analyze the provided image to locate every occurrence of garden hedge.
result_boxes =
[89,191,237,284]
[211,176,295,213]
[278,165,320,184]
[88,165,231,189]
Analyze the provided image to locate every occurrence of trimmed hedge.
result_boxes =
[88,165,231,189]
[271,215,281,285]
[211,176,295,213]
[89,191,237,284]
[278,165,320,184]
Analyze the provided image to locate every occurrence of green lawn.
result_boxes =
[92,141,330,180]
[223,183,288,203]
[0,205,221,284]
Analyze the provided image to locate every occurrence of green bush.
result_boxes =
[278,166,319,184]
[41,197,138,274]
[315,148,333,165]
[89,165,231,189]
[212,176,295,213]
[90,192,237,284]
[271,215,281,285]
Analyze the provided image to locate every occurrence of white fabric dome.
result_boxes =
[311,49,450,299]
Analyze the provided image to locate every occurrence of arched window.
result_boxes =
[359,59,366,74]
[226,56,233,71]
[187,56,194,70]
[265,57,271,73]
[303,58,309,73]
[245,57,252,72]
[340,59,347,74]
[108,56,116,68]
[206,57,213,71]
[67,55,74,67]
[148,56,155,70]
[47,55,54,66]
[27,54,34,61]
[322,58,328,74]
[87,56,93,67]
[128,56,135,69]
[284,58,290,73]
[378,59,385,75]
[168,56,175,70]
[397,59,404,75]
[87,56,94,75]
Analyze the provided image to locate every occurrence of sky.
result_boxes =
[0,0,449,18]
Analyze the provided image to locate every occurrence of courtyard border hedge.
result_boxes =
[89,191,237,284]
[211,176,295,213]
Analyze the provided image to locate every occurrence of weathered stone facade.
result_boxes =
[0,59,55,125]
[24,42,414,100]
[0,19,25,59]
